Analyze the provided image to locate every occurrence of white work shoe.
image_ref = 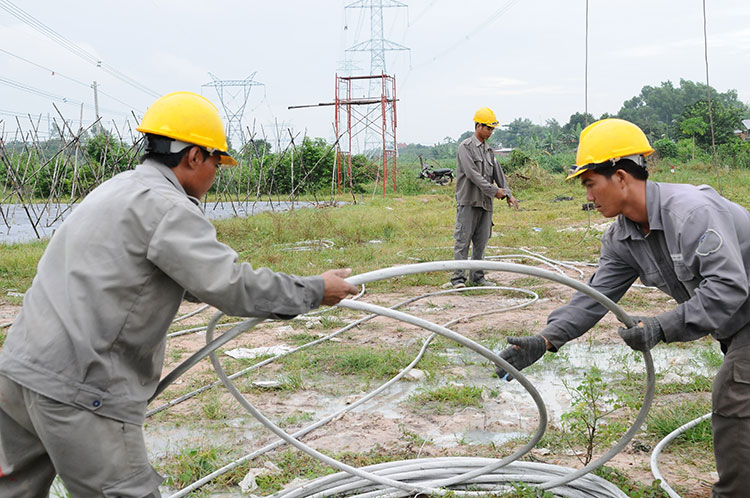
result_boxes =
[442,281,466,289]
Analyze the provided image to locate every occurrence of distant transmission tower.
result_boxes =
[344,0,409,156]
[202,72,264,149]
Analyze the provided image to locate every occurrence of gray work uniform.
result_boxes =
[0,160,324,497]
[451,134,511,285]
[540,181,750,497]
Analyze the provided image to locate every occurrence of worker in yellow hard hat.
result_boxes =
[0,91,358,497]
[448,107,518,288]
[496,118,750,497]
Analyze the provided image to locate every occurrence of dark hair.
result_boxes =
[591,158,649,181]
[140,134,208,168]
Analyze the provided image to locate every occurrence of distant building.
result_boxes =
[734,119,750,141]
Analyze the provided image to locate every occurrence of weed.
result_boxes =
[160,445,244,489]
[698,343,724,369]
[278,410,314,427]
[499,482,556,497]
[647,399,713,448]
[409,384,483,415]
[594,466,669,497]
[560,366,621,465]
[199,390,226,420]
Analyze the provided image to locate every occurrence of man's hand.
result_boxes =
[495,335,548,381]
[617,316,664,352]
[506,194,519,210]
[320,268,359,306]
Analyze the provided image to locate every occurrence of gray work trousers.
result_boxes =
[451,205,493,285]
[711,343,750,497]
[0,375,162,498]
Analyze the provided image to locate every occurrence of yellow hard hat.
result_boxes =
[473,107,501,128]
[567,118,653,180]
[137,91,237,167]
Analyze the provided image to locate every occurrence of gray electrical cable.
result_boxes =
[650,412,712,498]
[150,285,534,417]
[166,286,538,496]
[162,261,655,497]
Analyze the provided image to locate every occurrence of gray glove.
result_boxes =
[618,316,664,352]
[496,335,547,381]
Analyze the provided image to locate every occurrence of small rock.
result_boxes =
[252,380,283,389]
[403,369,426,381]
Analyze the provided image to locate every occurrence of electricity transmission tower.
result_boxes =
[344,0,409,156]
[345,0,409,76]
[202,72,264,149]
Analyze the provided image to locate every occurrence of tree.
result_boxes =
[676,99,746,149]
[618,79,748,141]
[679,117,707,159]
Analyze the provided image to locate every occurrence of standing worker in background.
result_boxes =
[449,107,519,289]
[496,118,750,497]
[0,91,359,497]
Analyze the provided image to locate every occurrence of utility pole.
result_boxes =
[91,81,101,135]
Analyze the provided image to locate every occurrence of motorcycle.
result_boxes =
[418,155,454,185]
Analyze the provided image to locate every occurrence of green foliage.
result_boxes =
[560,366,621,465]
[594,466,670,498]
[618,78,747,141]
[676,99,747,148]
[499,482,555,497]
[652,138,678,159]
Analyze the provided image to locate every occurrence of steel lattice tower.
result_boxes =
[202,72,263,149]
[344,0,408,156]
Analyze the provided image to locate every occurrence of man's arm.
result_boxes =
[541,232,640,350]
[492,158,519,209]
[147,204,356,318]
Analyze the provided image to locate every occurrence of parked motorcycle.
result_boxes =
[418,155,454,185]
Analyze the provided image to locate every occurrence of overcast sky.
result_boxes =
[1,1,749,148]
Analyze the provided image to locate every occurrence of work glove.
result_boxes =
[617,316,664,352]
[495,335,547,381]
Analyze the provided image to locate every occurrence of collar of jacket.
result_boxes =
[470,134,490,149]
[616,180,663,241]
[138,159,201,207]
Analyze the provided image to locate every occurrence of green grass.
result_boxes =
[409,384,484,415]
[277,341,449,383]
[646,399,713,448]
[159,445,245,489]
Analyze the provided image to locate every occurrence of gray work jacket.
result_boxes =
[543,181,750,353]
[455,135,511,212]
[0,160,324,425]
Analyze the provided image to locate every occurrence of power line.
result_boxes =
[0,75,130,117]
[0,0,160,98]
[412,0,520,69]
[0,48,142,111]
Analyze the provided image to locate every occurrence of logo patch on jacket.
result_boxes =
[696,229,723,256]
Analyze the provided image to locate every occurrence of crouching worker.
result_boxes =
[0,91,358,497]
[495,118,750,497]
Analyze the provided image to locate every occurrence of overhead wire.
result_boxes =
[0,48,142,111]
[0,0,160,98]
